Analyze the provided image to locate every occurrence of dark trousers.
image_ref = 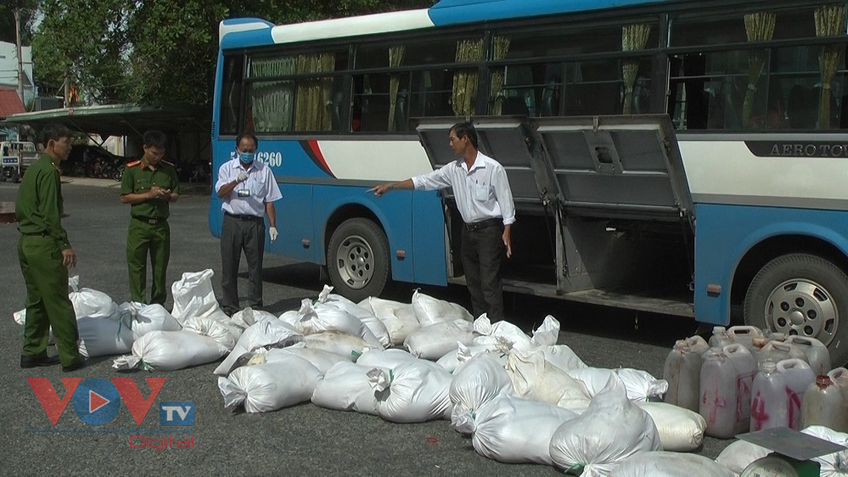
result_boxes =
[220,213,265,311]
[18,235,82,367]
[461,224,505,321]
[126,219,170,305]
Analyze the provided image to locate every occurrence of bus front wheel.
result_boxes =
[744,253,848,366]
[327,218,390,303]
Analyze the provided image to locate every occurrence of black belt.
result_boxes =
[225,212,263,221]
[133,216,165,225]
[464,217,502,232]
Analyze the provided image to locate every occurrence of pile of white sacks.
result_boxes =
[14,270,848,475]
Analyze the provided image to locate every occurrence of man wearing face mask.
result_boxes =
[215,132,282,315]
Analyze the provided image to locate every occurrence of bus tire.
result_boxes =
[327,218,390,303]
[744,253,848,366]
[10,168,19,183]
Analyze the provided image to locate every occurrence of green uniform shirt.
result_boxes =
[15,154,71,250]
[120,159,181,219]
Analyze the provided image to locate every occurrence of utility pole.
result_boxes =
[14,7,24,106]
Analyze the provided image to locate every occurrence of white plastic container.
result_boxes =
[726,325,764,353]
[783,335,831,376]
[777,358,816,429]
[663,335,710,412]
[708,326,734,348]
[750,360,789,432]
[800,372,848,432]
[754,340,807,367]
[699,344,757,438]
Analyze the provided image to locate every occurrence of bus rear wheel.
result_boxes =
[743,253,848,366]
[327,218,390,303]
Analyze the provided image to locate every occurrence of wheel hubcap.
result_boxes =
[334,234,374,290]
[763,279,838,346]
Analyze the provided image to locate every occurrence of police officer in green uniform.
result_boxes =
[120,130,180,305]
[16,123,85,371]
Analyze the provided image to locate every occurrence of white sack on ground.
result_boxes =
[368,360,453,423]
[530,315,561,347]
[113,330,229,371]
[182,316,238,351]
[567,367,668,401]
[117,302,182,339]
[549,376,663,477]
[303,331,369,361]
[449,355,514,424]
[454,394,578,465]
[714,440,770,475]
[356,347,420,370]
[404,319,477,360]
[213,317,303,375]
[230,307,277,330]
[316,286,391,348]
[536,344,587,372]
[505,349,592,412]
[472,314,534,353]
[218,355,322,413]
[170,269,221,322]
[411,289,473,327]
[271,346,349,375]
[635,401,706,452]
[609,452,735,477]
[312,361,383,415]
[295,299,384,349]
[358,296,420,345]
[436,342,506,374]
[798,426,848,477]
[68,275,118,319]
[78,314,134,358]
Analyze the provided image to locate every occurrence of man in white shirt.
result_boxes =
[369,122,516,321]
[215,132,283,315]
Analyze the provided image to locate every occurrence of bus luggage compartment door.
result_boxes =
[528,115,693,223]
[413,116,557,210]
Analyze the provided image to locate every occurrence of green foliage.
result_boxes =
[0,0,39,44]
[32,0,436,107]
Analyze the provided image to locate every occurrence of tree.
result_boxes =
[0,0,39,44]
[32,0,132,103]
[32,0,436,107]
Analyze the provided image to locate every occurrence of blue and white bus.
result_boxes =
[211,0,848,364]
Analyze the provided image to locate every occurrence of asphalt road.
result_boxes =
[0,178,734,476]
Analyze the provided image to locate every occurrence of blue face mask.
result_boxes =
[238,152,255,164]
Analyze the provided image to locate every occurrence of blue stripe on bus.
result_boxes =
[222,18,274,27]
[220,28,274,49]
[428,0,669,26]
[693,202,848,326]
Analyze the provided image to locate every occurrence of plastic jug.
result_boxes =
[708,326,734,348]
[783,335,831,376]
[800,368,848,432]
[750,360,789,431]
[663,335,710,412]
[699,343,757,438]
[775,358,815,429]
[754,340,807,367]
[727,325,764,353]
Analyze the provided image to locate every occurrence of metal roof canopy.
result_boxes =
[4,103,206,139]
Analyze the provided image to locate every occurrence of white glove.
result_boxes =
[237,171,248,183]
[269,227,278,242]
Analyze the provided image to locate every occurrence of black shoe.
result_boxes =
[62,359,86,373]
[20,355,61,369]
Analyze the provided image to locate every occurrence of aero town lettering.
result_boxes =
[769,143,848,157]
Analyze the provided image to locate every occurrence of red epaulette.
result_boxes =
[126,160,141,167]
